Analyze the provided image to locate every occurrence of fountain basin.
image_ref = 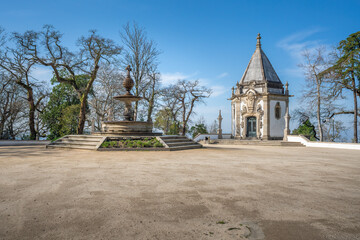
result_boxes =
[113,95,142,101]
[98,121,160,136]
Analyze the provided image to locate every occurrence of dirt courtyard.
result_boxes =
[0,145,359,240]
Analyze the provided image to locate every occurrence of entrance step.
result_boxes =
[281,141,305,147]
[215,139,283,146]
[159,135,202,151]
[213,139,305,147]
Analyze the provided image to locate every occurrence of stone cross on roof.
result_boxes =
[256,33,261,48]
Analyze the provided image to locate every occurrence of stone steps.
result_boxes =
[46,135,105,150]
[159,135,202,151]
[46,144,99,150]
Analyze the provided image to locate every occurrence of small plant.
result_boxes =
[154,142,163,148]
[143,141,151,148]
[109,141,117,147]
[216,221,226,224]
[228,227,241,231]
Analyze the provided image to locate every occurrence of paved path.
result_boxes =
[0,145,359,240]
[0,140,50,146]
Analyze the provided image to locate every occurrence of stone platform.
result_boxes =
[47,135,202,151]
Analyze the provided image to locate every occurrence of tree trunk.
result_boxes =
[351,73,358,143]
[77,94,87,134]
[0,120,5,139]
[146,89,155,123]
[27,89,37,140]
[181,125,186,136]
[316,80,323,141]
[0,93,10,139]
[147,101,153,123]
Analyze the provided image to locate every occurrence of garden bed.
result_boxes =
[98,137,168,151]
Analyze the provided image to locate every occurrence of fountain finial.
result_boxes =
[123,65,134,95]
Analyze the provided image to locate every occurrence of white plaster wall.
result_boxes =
[269,100,285,137]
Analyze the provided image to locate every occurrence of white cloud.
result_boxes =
[277,28,325,61]
[210,85,227,97]
[160,72,228,98]
[31,67,53,82]
[160,71,198,85]
[277,28,332,79]
[217,72,228,78]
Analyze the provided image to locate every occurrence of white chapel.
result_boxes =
[230,34,290,140]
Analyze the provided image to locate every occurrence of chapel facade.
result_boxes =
[230,34,290,140]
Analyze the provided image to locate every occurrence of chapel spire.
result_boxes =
[239,33,282,85]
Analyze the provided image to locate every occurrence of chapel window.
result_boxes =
[275,102,281,119]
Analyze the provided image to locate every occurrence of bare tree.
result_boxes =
[0,33,47,140]
[120,22,161,121]
[170,80,212,136]
[299,47,331,142]
[142,71,161,122]
[0,72,27,139]
[13,25,122,134]
[153,85,183,134]
[88,63,124,131]
[208,120,218,134]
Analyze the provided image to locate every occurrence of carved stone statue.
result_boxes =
[246,91,256,113]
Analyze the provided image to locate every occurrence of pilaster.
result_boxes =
[262,95,270,140]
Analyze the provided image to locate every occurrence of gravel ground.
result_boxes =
[0,145,359,240]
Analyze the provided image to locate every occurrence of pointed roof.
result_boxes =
[240,33,282,84]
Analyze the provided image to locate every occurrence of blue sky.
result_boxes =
[1,0,359,133]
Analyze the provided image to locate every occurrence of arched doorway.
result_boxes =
[246,116,257,137]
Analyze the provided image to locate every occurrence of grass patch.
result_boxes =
[100,137,163,149]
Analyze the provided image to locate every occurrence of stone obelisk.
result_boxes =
[217,110,223,139]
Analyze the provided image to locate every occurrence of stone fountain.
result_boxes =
[100,65,157,136]
[48,66,204,150]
